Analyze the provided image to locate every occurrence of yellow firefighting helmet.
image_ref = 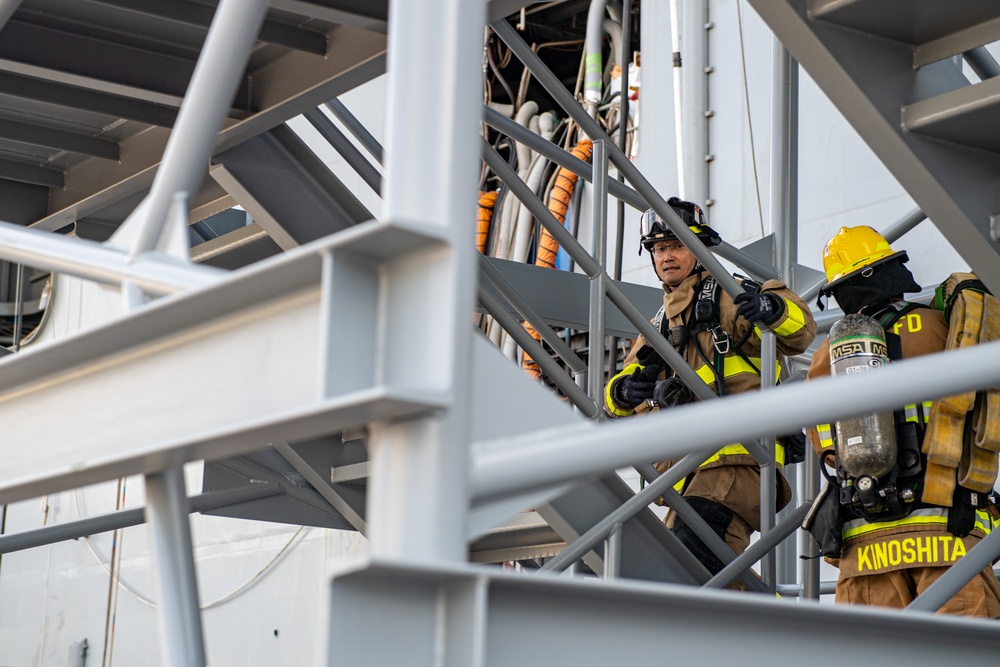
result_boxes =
[820,226,907,291]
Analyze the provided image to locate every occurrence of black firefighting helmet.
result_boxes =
[639,197,721,255]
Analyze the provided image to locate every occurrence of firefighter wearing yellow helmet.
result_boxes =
[604,197,816,579]
[805,225,1000,617]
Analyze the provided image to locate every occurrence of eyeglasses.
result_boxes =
[652,242,686,256]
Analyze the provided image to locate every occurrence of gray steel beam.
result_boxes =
[0,70,179,126]
[272,441,367,533]
[965,46,1000,80]
[808,0,1000,49]
[0,220,223,294]
[472,337,1000,500]
[364,0,485,562]
[324,99,384,163]
[588,140,608,408]
[749,0,1000,301]
[0,118,119,159]
[0,158,63,188]
[303,107,382,194]
[35,26,386,232]
[0,483,283,554]
[0,1,21,30]
[211,124,372,246]
[113,0,268,258]
[916,16,1000,68]
[145,466,206,667]
[86,0,328,55]
[902,76,1000,154]
[0,222,449,505]
[207,454,364,527]
[328,560,1000,665]
[268,0,388,34]
[770,37,801,588]
[0,19,203,99]
[882,207,927,244]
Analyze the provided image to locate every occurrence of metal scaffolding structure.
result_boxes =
[2,0,1000,664]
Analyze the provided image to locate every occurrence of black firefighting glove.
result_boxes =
[734,291,783,325]
[612,366,657,408]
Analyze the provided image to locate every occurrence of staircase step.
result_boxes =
[903,75,1000,153]
[810,0,1000,55]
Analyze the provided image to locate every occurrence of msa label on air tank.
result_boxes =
[830,337,888,361]
[847,436,863,446]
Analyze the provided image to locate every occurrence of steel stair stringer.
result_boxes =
[748,0,1000,295]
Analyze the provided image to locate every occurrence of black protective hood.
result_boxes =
[817,256,921,314]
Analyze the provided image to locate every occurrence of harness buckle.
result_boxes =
[711,328,729,354]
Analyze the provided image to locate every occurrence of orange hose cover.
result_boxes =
[476,190,497,255]
[522,139,593,377]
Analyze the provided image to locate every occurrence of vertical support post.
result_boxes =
[681,0,710,206]
[771,42,797,283]
[770,36,807,592]
[612,0,631,283]
[609,0,631,385]
[11,263,23,351]
[604,522,622,579]
[366,0,485,562]
[800,448,821,600]
[588,140,608,415]
[770,37,801,588]
[758,331,777,591]
[145,467,205,667]
[114,0,269,257]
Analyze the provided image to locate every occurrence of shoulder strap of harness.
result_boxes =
[867,301,919,362]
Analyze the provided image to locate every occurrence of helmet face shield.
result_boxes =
[639,201,720,255]
[639,209,668,240]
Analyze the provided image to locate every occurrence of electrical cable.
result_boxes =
[736,0,766,237]
[487,33,517,107]
[71,487,310,611]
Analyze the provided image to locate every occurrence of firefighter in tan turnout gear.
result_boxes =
[805,225,1000,616]
[604,198,816,575]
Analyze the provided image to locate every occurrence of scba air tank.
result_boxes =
[828,314,897,479]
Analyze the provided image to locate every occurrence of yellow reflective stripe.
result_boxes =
[843,509,947,539]
[817,423,834,449]
[977,510,992,535]
[771,299,807,337]
[697,441,786,467]
[842,508,992,539]
[904,404,919,423]
[694,356,781,385]
[922,400,934,423]
[605,363,641,417]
